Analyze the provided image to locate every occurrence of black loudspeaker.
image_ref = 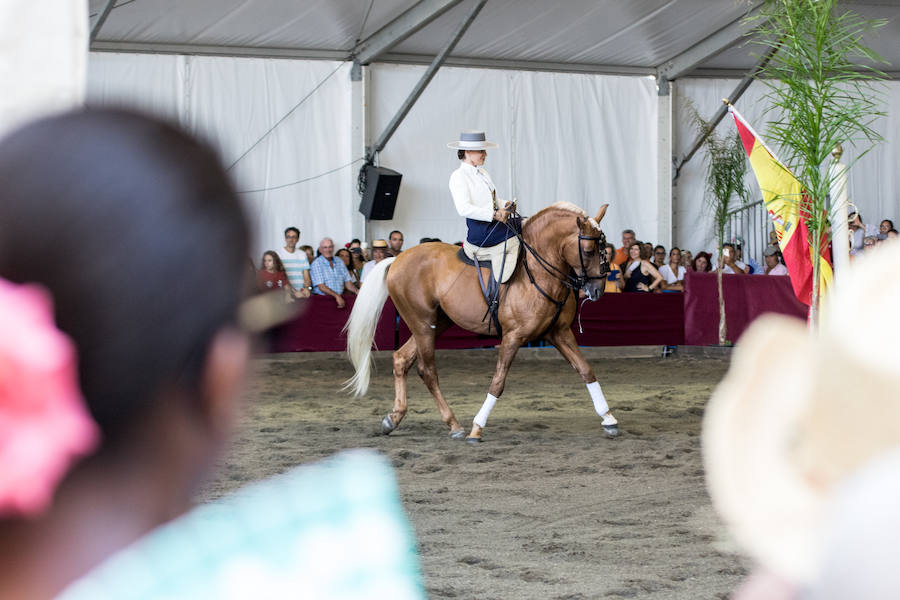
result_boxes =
[359,165,402,220]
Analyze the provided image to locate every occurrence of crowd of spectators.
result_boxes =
[253,215,897,304]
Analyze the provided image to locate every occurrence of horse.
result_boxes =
[344,201,618,442]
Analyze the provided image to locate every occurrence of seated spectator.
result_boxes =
[257,250,307,299]
[603,243,623,293]
[761,244,788,275]
[299,244,315,264]
[276,227,312,293]
[863,235,877,251]
[849,212,877,255]
[734,241,758,274]
[693,251,713,273]
[878,219,894,240]
[622,241,664,293]
[361,239,390,283]
[659,247,686,291]
[717,242,748,274]
[311,237,359,308]
[350,247,366,281]
[681,250,694,272]
[335,248,361,287]
[614,229,636,266]
[652,245,667,268]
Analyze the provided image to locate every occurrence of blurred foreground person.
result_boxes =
[703,239,900,600]
[0,109,423,600]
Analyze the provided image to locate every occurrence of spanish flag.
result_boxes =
[729,105,832,307]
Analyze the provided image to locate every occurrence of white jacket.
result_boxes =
[449,162,500,222]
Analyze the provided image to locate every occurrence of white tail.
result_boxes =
[343,257,396,396]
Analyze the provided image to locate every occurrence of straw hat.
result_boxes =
[702,239,900,585]
[446,130,498,150]
[371,239,388,249]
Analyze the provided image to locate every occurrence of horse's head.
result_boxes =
[571,204,610,301]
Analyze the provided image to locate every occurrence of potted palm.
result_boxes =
[749,0,887,323]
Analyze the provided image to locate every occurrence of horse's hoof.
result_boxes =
[381,415,395,435]
[465,436,483,444]
[449,429,466,440]
[603,424,619,438]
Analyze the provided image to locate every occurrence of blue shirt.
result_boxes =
[310,255,352,294]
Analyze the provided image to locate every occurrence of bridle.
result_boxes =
[501,211,609,338]
[515,216,609,294]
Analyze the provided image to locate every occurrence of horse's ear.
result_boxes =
[576,216,585,230]
[595,204,609,222]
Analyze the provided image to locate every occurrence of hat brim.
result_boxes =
[447,141,498,150]
[703,315,824,583]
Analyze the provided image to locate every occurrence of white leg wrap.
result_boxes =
[587,381,609,416]
[473,393,498,428]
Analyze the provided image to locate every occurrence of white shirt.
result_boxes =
[449,162,499,222]
[720,260,747,275]
[360,259,377,283]
[659,264,686,284]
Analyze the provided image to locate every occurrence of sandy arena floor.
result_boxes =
[200,347,748,599]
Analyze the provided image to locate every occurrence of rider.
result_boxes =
[447,130,519,283]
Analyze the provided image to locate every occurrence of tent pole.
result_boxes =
[91,0,117,43]
[672,44,778,181]
[367,0,487,161]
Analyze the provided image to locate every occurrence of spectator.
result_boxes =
[863,235,877,251]
[681,250,694,272]
[603,243,623,293]
[348,238,362,250]
[350,247,366,282]
[735,241,759,274]
[642,242,654,259]
[388,230,404,256]
[849,212,876,255]
[659,247,686,291]
[361,239,390,283]
[614,229,635,266]
[693,251,713,273]
[257,250,306,299]
[878,219,894,240]
[276,227,312,294]
[718,242,748,274]
[888,229,899,240]
[299,244,315,264]
[310,237,358,308]
[622,241,664,293]
[761,245,788,275]
[652,245,667,268]
[336,248,361,287]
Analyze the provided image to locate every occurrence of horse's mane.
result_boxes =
[524,201,601,234]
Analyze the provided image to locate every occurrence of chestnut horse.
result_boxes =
[345,202,618,442]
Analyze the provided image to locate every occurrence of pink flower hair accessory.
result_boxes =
[0,278,100,518]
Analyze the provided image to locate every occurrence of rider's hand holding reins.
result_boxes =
[493,200,516,223]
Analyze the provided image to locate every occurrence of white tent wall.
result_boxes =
[87,53,352,262]
[674,78,900,260]
[368,64,659,247]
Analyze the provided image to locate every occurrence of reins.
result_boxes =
[502,210,608,336]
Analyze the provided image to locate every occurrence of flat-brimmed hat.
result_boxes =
[371,239,388,249]
[446,130,498,150]
[703,239,900,585]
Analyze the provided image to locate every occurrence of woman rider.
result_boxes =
[447,130,518,283]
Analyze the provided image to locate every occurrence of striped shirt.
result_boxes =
[276,248,310,290]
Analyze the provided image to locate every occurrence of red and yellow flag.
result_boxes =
[729,105,832,307]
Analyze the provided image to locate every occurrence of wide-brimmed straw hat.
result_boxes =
[702,239,900,585]
[446,130,498,150]
[371,239,388,249]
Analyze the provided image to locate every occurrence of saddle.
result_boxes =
[457,245,520,337]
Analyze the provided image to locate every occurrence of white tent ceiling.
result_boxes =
[89,0,900,77]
